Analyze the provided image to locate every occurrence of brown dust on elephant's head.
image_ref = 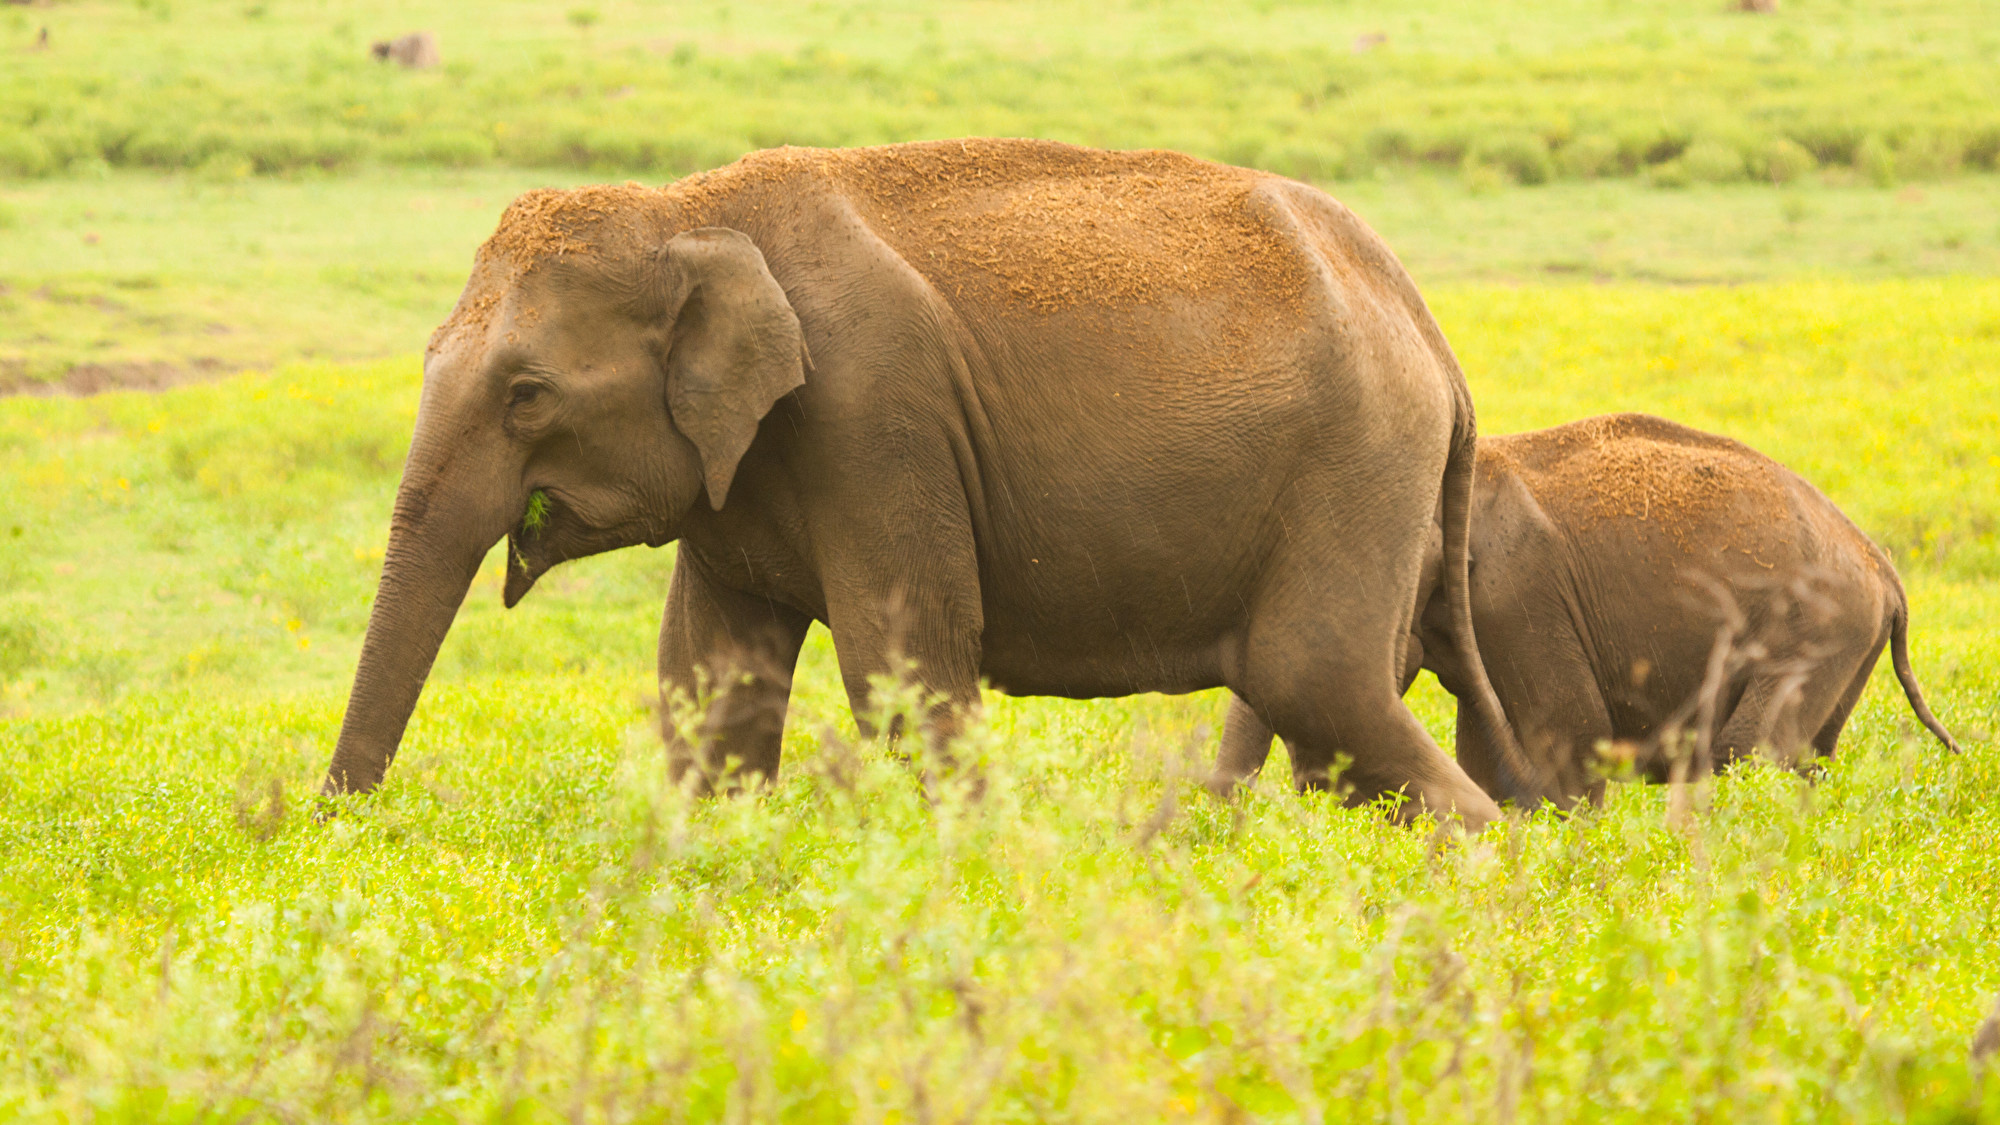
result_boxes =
[430,182,679,357]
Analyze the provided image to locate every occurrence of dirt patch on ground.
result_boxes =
[0,358,232,398]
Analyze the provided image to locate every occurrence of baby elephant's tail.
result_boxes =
[1890,598,1960,754]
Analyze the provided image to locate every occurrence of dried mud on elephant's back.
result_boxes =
[667,139,1316,321]
[832,140,1314,317]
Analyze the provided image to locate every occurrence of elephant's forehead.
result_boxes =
[427,269,546,362]
[484,183,657,262]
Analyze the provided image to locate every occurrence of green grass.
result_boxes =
[6,167,2000,388]
[2,281,1996,1120]
[5,0,1999,186]
[522,489,552,537]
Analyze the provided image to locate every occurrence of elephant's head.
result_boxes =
[322,186,807,795]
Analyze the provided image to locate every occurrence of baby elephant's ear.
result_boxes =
[655,228,806,510]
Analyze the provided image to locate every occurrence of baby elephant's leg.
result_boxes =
[1713,642,1877,771]
[1456,614,1613,808]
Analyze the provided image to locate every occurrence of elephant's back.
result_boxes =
[678,139,1464,469]
[666,140,1467,425]
[1489,415,1784,547]
[1489,413,1883,591]
[667,139,1328,323]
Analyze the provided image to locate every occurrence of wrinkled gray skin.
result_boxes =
[1211,413,1961,807]
[322,139,1524,828]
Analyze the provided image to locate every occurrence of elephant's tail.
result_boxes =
[1441,399,1546,804]
[1888,583,1961,754]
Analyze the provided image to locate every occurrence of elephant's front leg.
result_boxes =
[1208,694,1277,797]
[658,556,813,793]
[823,575,985,772]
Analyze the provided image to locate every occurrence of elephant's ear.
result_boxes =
[656,227,806,510]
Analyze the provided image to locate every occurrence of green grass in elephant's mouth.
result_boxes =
[521,488,552,537]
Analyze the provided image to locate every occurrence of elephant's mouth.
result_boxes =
[504,487,679,608]
[502,489,654,607]
[503,488,569,608]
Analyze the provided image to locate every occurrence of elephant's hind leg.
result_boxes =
[1235,587,1501,829]
[1712,641,1876,772]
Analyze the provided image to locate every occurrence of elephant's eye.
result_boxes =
[507,382,544,408]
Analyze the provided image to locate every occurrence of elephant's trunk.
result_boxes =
[323,431,515,796]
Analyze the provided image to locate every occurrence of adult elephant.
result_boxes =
[320,139,1523,827]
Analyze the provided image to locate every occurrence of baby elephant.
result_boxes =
[1213,413,1960,807]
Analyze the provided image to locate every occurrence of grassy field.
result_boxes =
[5,0,1998,184]
[2,281,1996,1121]
[5,167,2000,388]
[4,0,1999,1119]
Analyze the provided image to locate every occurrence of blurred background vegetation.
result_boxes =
[3,0,2000,387]
[4,0,1998,185]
